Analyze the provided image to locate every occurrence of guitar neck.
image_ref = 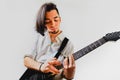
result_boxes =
[73,37,107,60]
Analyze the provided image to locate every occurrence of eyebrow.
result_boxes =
[45,16,59,20]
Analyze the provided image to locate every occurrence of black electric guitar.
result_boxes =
[73,31,120,60]
[20,31,120,80]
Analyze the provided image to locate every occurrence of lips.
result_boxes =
[50,27,56,31]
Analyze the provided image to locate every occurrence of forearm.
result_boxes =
[24,57,42,71]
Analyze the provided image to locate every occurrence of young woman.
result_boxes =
[24,2,75,80]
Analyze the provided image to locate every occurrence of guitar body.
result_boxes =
[20,69,54,80]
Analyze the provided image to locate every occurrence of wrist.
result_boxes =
[61,70,73,80]
[39,62,44,71]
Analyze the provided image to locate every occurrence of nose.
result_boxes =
[51,20,55,26]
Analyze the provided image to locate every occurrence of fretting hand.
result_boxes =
[63,55,76,79]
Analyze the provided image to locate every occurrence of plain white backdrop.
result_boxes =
[0,0,120,80]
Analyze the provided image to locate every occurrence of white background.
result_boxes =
[0,0,120,80]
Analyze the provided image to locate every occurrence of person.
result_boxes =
[24,2,75,80]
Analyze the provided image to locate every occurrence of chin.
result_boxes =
[51,30,57,32]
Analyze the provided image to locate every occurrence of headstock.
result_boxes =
[104,31,120,41]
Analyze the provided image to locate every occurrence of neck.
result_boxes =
[49,30,62,42]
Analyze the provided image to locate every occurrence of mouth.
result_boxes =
[49,27,57,31]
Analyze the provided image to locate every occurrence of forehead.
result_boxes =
[45,10,59,19]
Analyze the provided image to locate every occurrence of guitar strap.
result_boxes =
[54,37,69,59]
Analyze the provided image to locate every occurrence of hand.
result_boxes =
[63,55,76,79]
[40,58,61,74]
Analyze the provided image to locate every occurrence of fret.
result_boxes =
[73,37,107,60]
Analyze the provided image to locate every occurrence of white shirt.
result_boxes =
[24,31,74,80]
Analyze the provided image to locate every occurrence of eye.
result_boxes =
[45,20,50,24]
[54,18,59,22]
[54,19,58,22]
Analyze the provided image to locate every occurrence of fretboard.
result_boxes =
[73,37,107,60]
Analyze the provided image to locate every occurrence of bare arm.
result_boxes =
[24,57,61,74]
[24,57,42,71]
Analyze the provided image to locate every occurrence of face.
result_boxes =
[45,10,61,33]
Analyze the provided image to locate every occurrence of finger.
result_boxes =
[68,55,75,68]
[63,57,68,69]
[48,58,61,65]
[48,64,60,74]
[49,69,58,75]
[48,59,61,66]
[68,55,72,68]
[71,55,75,66]
[43,67,49,73]
[41,62,50,73]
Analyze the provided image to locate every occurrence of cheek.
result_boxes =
[56,22,60,27]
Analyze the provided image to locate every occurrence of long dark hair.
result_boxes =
[36,2,60,36]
